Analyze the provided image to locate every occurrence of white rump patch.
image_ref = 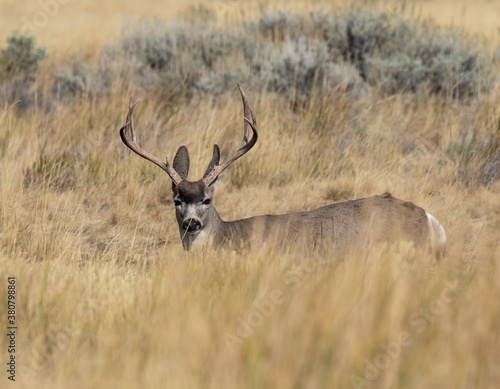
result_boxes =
[426,212,446,257]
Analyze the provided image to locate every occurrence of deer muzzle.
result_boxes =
[182,218,202,234]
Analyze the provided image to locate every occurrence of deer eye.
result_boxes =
[174,200,182,207]
[202,198,211,205]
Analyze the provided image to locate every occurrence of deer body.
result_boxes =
[120,85,446,258]
[177,189,445,257]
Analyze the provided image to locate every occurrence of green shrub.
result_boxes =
[0,34,46,81]
[118,21,244,100]
[0,9,494,110]
[258,11,304,42]
[365,26,483,98]
[254,40,365,106]
[56,59,93,98]
[256,10,489,99]
[0,34,46,110]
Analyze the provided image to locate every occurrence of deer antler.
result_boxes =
[203,84,258,186]
[119,98,183,185]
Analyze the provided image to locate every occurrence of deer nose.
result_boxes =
[183,218,201,233]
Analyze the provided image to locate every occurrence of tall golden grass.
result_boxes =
[1,1,499,388]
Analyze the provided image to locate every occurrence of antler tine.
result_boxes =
[119,98,183,185]
[237,82,256,147]
[126,97,138,143]
[203,85,258,186]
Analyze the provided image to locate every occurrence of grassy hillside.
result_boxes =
[0,1,499,388]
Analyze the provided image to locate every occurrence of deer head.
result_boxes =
[119,84,258,249]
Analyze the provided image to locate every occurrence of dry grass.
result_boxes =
[1,1,500,389]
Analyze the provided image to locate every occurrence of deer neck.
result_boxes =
[210,211,254,250]
[182,205,253,251]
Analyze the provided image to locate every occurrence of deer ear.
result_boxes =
[172,145,190,180]
[203,144,220,182]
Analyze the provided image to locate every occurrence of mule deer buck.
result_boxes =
[120,85,446,258]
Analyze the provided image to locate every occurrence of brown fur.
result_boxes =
[199,192,430,254]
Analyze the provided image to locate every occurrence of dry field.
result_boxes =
[1,1,499,388]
